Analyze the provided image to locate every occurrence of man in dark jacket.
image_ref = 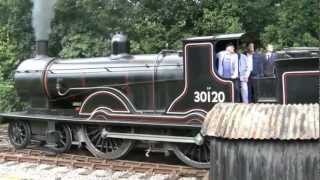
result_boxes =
[244,42,264,102]
[263,44,277,76]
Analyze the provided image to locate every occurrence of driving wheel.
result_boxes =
[83,115,134,159]
[172,130,210,169]
[47,124,72,153]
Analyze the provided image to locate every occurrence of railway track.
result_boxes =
[0,124,209,179]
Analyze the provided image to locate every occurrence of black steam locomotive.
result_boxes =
[0,32,319,168]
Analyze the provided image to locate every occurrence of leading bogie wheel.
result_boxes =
[8,120,31,149]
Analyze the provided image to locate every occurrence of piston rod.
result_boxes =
[100,129,204,145]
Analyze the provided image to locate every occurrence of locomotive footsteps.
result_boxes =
[194,91,226,103]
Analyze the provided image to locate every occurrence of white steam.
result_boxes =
[32,0,57,40]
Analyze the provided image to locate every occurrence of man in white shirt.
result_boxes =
[237,43,255,103]
[239,52,250,103]
[217,43,241,102]
[217,43,239,79]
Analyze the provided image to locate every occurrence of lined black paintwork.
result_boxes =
[15,53,184,111]
[274,57,319,104]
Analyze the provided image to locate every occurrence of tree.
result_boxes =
[50,0,134,57]
[261,0,320,48]
[0,0,32,111]
[195,1,244,34]
[0,0,33,80]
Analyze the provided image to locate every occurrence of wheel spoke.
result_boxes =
[88,129,100,136]
[99,138,104,151]
[95,137,102,149]
[105,139,109,153]
[184,144,193,155]
[113,139,119,150]
[16,137,21,144]
[102,139,107,152]
[108,139,114,151]
[111,140,116,151]
[189,145,197,156]
[91,132,101,142]
[59,139,66,147]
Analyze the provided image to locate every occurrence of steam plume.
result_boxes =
[32,0,57,41]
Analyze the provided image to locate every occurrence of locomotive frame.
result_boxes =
[0,32,319,169]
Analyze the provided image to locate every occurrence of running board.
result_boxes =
[101,130,204,145]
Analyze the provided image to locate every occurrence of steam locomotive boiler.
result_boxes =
[0,32,319,169]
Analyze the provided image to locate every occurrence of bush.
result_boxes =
[0,81,24,112]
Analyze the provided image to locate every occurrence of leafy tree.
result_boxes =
[50,0,134,57]
[0,82,24,112]
[261,0,319,48]
[0,0,32,112]
[195,1,244,34]
[58,32,109,58]
[0,0,33,79]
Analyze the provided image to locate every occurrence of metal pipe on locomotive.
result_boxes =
[1,32,319,169]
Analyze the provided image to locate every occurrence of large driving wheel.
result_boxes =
[172,130,210,169]
[83,115,134,159]
[84,125,134,159]
[47,124,72,153]
[8,120,31,149]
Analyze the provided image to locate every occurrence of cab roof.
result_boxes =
[184,32,245,42]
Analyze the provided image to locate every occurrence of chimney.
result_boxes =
[32,0,57,58]
[35,40,48,57]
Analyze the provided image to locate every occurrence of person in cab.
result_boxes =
[243,42,264,102]
[217,43,242,102]
[217,43,239,79]
[263,44,277,77]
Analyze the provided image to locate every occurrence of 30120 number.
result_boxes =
[194,91,225,103]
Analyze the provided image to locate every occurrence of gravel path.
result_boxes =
[0,161,178,180]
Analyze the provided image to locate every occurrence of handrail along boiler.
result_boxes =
[0,33,319,168]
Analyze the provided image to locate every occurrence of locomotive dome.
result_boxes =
[111,32,130,59]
